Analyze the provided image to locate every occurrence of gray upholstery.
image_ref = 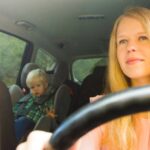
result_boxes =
[54,84,72,123]
[20,63,40,90]
[9,84,24,105]
[34,84,72,132]
[51,61,69,90]
[9,63,40,104]
[34,115,58,132]
[0,81,16,150]
[34,62,70,132]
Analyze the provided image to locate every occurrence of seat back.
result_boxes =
[79,66,106,106]
[54,84,72,123]
[34,62,76,132]
[9,84,24,105]
[9,63,40,104]
[64,79,81,112]
[0,81,16,150]
[51,61,69,90]
[34,84,74,132]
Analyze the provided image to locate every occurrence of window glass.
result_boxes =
[35,48,56,70]
[72,57,107,84]
[0,32,27,86]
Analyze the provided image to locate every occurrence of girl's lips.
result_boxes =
[126,58,144,64]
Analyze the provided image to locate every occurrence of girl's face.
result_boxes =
[29,78,48,97]
[116,17,150,86]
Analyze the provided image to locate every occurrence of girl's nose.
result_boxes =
[127,40,137,53]
[127,48,136,53]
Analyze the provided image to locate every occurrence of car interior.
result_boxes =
[0,0,150,149]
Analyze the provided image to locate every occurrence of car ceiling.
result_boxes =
[0,0,150,61]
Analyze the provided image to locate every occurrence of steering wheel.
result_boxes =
[50,85,150,150]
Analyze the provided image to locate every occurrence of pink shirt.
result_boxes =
[69,118,150,150]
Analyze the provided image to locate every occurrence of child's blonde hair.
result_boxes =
[26,68,48,88]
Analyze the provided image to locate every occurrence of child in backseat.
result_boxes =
[13,68,55,142]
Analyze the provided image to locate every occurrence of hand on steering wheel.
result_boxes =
[50,85,150,150]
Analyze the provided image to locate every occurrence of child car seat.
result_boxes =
[9,63,40,104]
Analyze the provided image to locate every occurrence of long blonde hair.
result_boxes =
[102,7,150,150]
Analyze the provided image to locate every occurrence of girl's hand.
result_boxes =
[90,94,104,103]
[16,130,54,150]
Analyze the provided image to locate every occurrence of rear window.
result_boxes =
[35,48,56,71]
[72,57,107,84]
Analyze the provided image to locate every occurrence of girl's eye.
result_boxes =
[118,39,127,45]
[139,36,149,41]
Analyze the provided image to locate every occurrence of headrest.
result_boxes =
[52,61,69,89]
[20,63,40,89]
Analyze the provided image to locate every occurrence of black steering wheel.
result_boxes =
[50,85,150,150]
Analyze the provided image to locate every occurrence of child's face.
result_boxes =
[29,79,48,97]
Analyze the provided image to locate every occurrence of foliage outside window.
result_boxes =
[0,32,26,86]
[72,57,107,84]
[35,48,56,71]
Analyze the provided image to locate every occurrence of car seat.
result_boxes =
[34,84,72,132]
[34,81,81,132]
[50,61,69,90]
[34,62,82,132]
[20,62,40,94]
[9,63,40,105]
[9,84,24,105]
[0,80,16,150]
[79,66,106,106]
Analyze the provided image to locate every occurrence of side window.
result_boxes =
[35,48,56,70]
[72,57,107,84]
[0,32,27,86]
